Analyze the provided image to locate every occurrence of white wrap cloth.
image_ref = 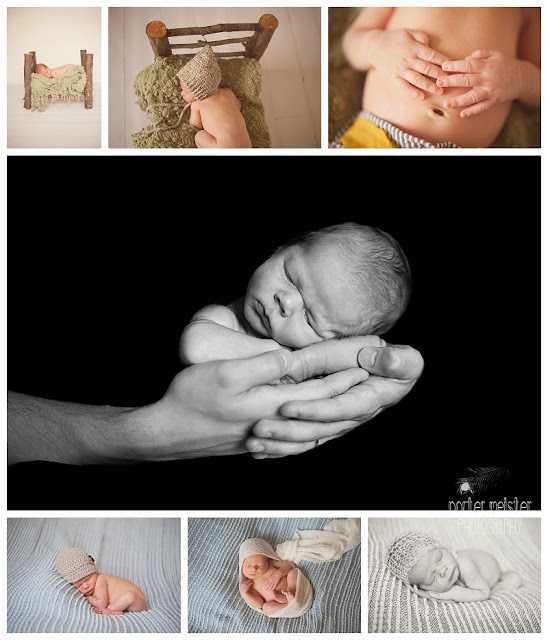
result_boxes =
[239,518,361,618]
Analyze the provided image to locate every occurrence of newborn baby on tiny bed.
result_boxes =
[387,531,522,602]
[34,63,77,79]
[180,221,411,370]
[57,547,148,615]
[176,44,251,148]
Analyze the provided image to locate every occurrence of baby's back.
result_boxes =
[200,89,251,147]
[457,549,501,589]
[50,64,77,79]
[103,573,145,600]
[363,8,522,147]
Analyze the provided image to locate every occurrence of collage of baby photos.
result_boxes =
[3,1,543,637]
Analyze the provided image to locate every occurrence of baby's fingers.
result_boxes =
[402,69,443,95]
[444,89,486,109]
[394,77,425,100]
[437,73,483,89]
[459,99,496,118]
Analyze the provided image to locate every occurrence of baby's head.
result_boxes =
[34,63,52,78]
[244,222,411,348]
[386,531,459,593]
[241,553,270,579]
[56,547,98,594]
[176,44,222,102]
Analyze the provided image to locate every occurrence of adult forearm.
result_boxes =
[7,391,140,465]
[517,59,540,107]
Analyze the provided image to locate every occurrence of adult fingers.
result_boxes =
[244,367,369,414]
[251,417,360,442]
[416,44,451,68]
[436,73,483,89]
[358,345,424,381]
[286,335,386,382]
[442,59,482,73]
[247,434,342,458]
[394,77,425,100]
[402,69,443,95]
[460,99,495,118]
[224,348,293,392]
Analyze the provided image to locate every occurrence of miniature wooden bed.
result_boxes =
[145,14,279,61]
[24,49,94,110]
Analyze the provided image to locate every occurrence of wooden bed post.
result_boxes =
[24,51,36,109]
[245,14,279,60]
[146,21,172,59]
[81,51,93,109]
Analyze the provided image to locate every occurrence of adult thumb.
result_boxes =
[358,345,424,381]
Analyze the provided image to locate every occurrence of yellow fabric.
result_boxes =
[340,117,398,148]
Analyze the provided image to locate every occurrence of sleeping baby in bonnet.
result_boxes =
[176,44,251,148]
[337,7,540,148]
[180,222,411,371]
[387,531,522,602]
[57,547,148,615]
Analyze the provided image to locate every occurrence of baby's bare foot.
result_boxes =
[282,590,295,604]
[273,591,288,604]
[93,607,124,615]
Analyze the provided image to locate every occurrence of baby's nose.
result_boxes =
[274,290,301,317]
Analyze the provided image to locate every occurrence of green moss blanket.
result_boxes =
[133,55,271,148]
[329,8,540,148]
[30,65,87,113]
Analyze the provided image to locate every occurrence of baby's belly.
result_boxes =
[255,575,289,602]
[363,8,522,147]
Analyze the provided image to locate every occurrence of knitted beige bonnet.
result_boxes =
[176,44,222,101]
[386,531,441,585]
[56,548,97,583]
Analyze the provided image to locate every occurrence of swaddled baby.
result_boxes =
[57,547,148,615]
[176,44,251,148]
[387,531,522,602]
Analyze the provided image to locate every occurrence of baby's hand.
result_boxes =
[370,29,451,99]
[412,585,438,601]
[438,50,523,117]
[239,579,253,594]
[265,572,281,591]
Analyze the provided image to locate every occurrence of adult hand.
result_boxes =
[246,336,424,459]
[370,29,451,99]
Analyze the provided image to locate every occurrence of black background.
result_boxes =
[8,156,540,510]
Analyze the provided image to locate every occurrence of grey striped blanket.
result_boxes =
[8,518,180,633]
[189,517,361,633]
[369,518,540,633]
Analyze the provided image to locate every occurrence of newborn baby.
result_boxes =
[176,44,251,148]
[34,63,77,79]
[339,7,540,147]
[240,554,298,615]
[387,531,522,602]
[180,222,411,365]
[56,547,148,615]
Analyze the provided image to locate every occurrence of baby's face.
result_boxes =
[35,65,52,78]
[242,554,270,579]
[180,81,196,103]
[244,243,368,348]
[72,572,98,596]
[409,547,459,592]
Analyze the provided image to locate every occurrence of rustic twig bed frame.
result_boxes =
[145,14,279,61]
[24,49,94,110]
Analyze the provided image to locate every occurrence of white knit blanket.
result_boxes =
[7,518,180,633]
[369,518,540,633]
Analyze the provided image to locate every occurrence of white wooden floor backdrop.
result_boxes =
[108,7,320,149]
[7,85,101,149]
